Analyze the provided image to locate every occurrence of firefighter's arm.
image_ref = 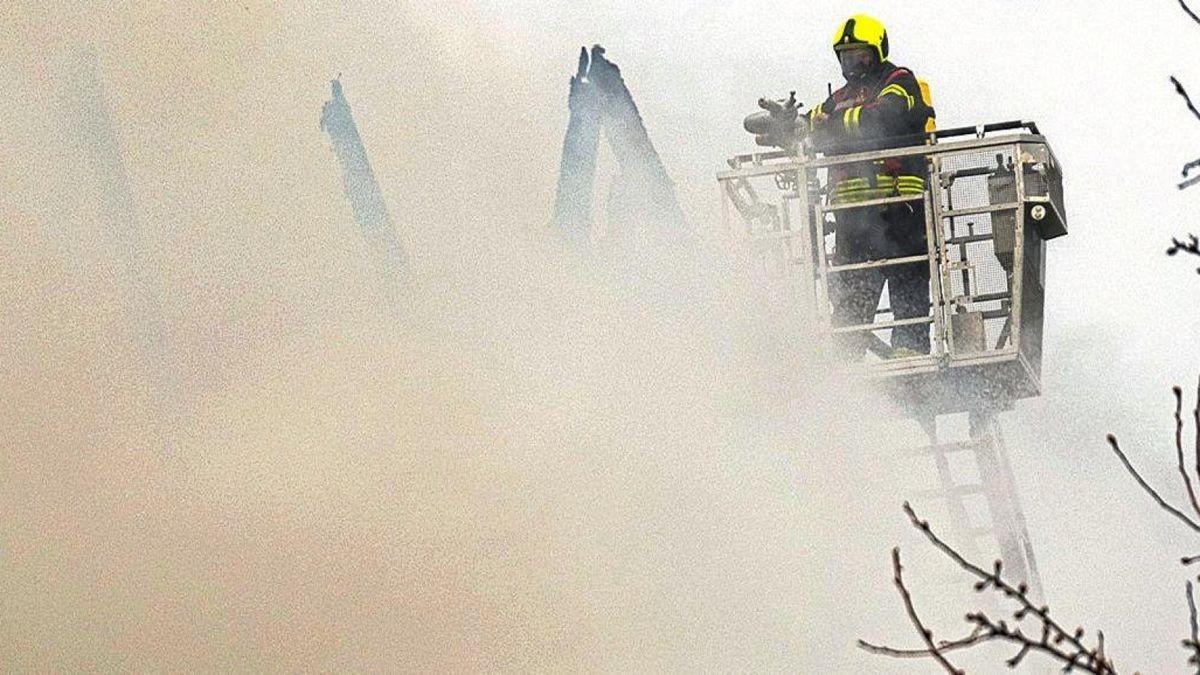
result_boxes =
[806,95,834,129]
[806,95,839,151]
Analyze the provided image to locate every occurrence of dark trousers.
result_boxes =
[829,203,931,358]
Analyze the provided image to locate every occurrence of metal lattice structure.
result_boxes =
[718,123,1066,412]
[718,122,1067,593]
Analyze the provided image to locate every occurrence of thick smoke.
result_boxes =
[0,4,909,672]
[5,2,1200,672]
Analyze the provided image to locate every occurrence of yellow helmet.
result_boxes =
[832,15,889,62]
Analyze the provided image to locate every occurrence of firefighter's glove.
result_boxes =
[809,122,836,152]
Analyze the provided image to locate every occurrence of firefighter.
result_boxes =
[809,14,935,359]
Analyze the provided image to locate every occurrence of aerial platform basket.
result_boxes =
[717,121,1067,415]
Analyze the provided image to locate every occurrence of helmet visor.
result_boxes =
[837,46,876,80]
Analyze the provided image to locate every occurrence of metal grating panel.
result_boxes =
[939,148,1017,211]
[936,147,1025,358]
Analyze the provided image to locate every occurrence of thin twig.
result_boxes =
[1182,0,1200,27]
[1176,0,1200,189]
[970,611,1116,672]
[1107,434,1200,533]
[862,503,1120,672]
[1171,234,1200,255]
[890,547,964,675]
[1171,77,1200,190]
[902,503,1117,673]
[1174,386,1200,519]
[1173,76,1200,123]
[1186,581,1200,673]
[858,627,985,658]
[903,504,1092,657]
[1167,234,1200,269]
[1194,376,1200,490]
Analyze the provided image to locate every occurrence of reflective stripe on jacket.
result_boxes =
[832,173,925,204]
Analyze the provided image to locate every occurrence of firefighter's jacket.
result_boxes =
[809,62,935,205]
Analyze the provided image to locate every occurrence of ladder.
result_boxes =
[909,408,1043,599]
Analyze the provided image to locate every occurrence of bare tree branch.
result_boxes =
[1173,385,1200,518]
[1167,234,1200,270]
[1169,75,1200,188]
[863,503,1117,673]
[904,502,1116,672]
[962,612,1116,672]
[889,547,965,674]
[1181,0,1200,27]
[1106,434,1200,533]
[1178,175,1200,190]
[858,627,985,659]
[1173,76,1200,123]
[1105,380,1200,671]
[1194,376,1200,512]
[1186,581,1200,673]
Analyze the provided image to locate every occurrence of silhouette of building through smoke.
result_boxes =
[320,79,408,303]
[552,46,685,249]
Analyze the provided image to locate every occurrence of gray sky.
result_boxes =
[3,1,1200,672]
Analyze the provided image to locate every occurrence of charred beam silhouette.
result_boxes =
[320,79,408,302]
[586,46,685,238]
[552,48,603,244]
[62,45,181,444]
[552,45,685,246]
